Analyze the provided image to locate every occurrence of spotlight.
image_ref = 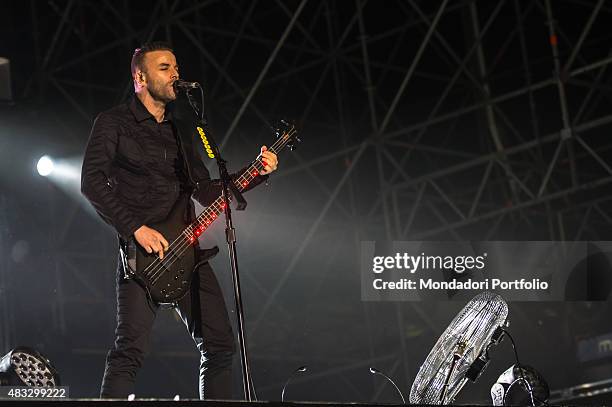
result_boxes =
[0,347,60,387]
[37,156,54,177]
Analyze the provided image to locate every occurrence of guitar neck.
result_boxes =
[188,157,268,242]
[182,126,295,244]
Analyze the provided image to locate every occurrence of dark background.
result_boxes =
[1,0,612,403]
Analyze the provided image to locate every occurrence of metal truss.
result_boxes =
[3,0,612,401]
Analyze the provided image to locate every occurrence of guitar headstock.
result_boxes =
[273,119,300,151]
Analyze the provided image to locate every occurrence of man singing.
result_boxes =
[81,41,278,399]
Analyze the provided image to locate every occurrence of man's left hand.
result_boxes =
[259,146,278,175]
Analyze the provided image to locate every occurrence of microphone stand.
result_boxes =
[183,86,256,401]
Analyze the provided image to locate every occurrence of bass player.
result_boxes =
[80,41,278,399]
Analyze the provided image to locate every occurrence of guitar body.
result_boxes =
[130,194,196,305]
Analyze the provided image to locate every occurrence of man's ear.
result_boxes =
[137,70,146,84]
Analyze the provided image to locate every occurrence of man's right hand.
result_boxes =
[134,225,169,259]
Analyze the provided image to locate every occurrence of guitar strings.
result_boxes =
[143,130,291,275]
[146,165,258,282]
[148,195,226,278]
[148,197,225,284]
[144,129,295,286]
[147,134,292,285]
[143,197,223,275]
[146,129,294,283]
[146,129,296,284]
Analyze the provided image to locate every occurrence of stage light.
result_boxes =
[0,347,60,387]
[37,156,55,177]
[490,364,549,406]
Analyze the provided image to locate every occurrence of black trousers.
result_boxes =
[100,257,235,399]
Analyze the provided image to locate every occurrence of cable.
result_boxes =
[500,328,548,407]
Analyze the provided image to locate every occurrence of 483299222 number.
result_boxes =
[1,386,68,398]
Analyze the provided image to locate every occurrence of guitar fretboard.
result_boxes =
[182,126,296,244]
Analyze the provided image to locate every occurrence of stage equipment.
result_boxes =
[369,367,406,404]
[37,156,54,177]
[281,366,307,401]
[409,291,508,404]
[0,347,60,386]
[490,364,549,406]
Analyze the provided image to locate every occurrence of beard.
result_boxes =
[148,78,176,103]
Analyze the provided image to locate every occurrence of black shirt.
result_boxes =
[81,95,266,239]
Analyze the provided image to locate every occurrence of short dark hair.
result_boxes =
[131,41,174,76]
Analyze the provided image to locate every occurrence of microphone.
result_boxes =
[281,365,307,402]
[369,367,406,404]
[173,79,200,90]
